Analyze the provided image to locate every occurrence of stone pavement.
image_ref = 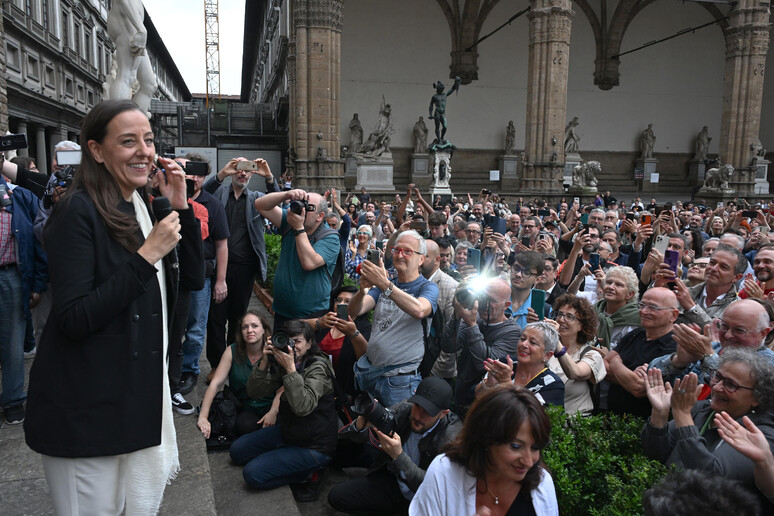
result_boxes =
[0,292,358,515]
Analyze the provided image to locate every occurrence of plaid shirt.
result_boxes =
[0,204,15,266]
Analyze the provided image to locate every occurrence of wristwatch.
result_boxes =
[383,283,394,298]
[687,305,701,315]
[352,330,361,338]
[292,228,305,237]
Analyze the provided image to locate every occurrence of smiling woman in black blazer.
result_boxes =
[24,99,203,515]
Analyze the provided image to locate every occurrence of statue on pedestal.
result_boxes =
[360,97,395,158]
[348,114,363,153]
[571,161,601,191]
[640,124,656,159]
[413,116,428,154]
[504,120,516,155]
[428,76,462,145]
[105,0,157,117]
[564,116,580,154]
[701,164,735,192]
[693,126,711,161]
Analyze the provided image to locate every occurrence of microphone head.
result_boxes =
[152,196,172,222]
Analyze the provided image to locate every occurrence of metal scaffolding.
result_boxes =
[204,0,220,107]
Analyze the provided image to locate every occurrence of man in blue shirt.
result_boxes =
[506,251,544,330]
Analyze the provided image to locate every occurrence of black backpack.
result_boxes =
[205,390,239,451]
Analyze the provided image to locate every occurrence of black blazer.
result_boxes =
[25,190,203,457]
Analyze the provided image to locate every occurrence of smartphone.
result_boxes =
[626,213,636,221]
[717,201,724,209]
[0,133,28,151]
[580,213,589,224]
[486,216,507,235]
[641,214,652,227]
[653,235,669,254]
[375,240,384,250]
[56,149,81,166]
[409,221,428,232]
[366,249,380,265]
[530,289,546,321]
[538,209,550,217]
[589,253,600,271]
[664,249,680,276]
[573,197,580,204]
[185,178,196,198]
[336,304,349,320]
[481,247,496,271]
[467,248,481,271]
[183,161,209,176]
[236,160,258,171]
[521,236,531,247]
[743,210,758,218]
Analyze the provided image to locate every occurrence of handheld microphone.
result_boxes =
[151,196,179,273]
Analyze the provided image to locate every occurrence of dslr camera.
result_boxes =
[289,198,316,215]
[350,391,397,436]
[271,330,292,354]
[455,285,492,311]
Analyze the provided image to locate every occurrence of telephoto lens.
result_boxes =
[350,392,397,436]
[272,331,291,353]
[455,288,476,310]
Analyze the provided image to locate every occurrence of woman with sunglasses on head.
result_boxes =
[641,348,774,508]
[344,224,374,281]
[230,319,337,501]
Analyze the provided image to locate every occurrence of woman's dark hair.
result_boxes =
[347,203,357,214]
[283,320,323,360]
[553,294,599,344]
[9,156,36,170]
[682,228,704,258]
[330,285,358,312]
[443,385,551,493]
[65,99,146,252]
[233,310,271,365]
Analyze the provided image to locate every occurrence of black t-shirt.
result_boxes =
[194,189,230,261]
[225,190,254,265]
[607,327,677,418]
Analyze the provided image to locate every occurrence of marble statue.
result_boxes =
[751,140,766,166]
[413,116,429,154]
[349,114,363,153]
[564,116,580,154]
[105,0,157,117]
[572,161,601,190]
[359,96,395,157]
[702,164,734,191]
[640,124,656,159]
[505,120,516,155]
[429,76,462,144]
[693,126,711,161]
[433,159,451,188]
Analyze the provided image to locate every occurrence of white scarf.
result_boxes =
[126,191,180,514]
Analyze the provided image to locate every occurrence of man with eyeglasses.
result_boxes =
[348,230,439,406]
[685,257,710,287]
[534,255,565,315]
[649,299,774,387]
[465,222,482,246]
[516,216,541,251]
[505,251,544,330]
[441,278,520,416]
[603,288,678,417]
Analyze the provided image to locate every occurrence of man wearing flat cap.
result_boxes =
[328,377,462,515]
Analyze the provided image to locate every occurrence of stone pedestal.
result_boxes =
[755,159,770,195]
[499,155,519,189]
[355,157,395,193]
[637,158,658,182]
[411,153,431,191]
[688,160,707,185]
[564,153,582,188]
[429,150,453,198]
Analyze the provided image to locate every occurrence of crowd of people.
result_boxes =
[3,99,774,514]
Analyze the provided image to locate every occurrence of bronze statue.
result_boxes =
[428,76,462,145]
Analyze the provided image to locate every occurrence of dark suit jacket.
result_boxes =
[25,190,203,457]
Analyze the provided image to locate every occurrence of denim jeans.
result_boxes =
[0,268,27,408]
[181,277,211,375]
[229,425,331,489]
[372,372,421,407]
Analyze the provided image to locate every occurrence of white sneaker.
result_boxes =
[171,393,195,415]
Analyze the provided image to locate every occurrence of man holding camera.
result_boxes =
[255,188,340,330]
[441,277,520,416]
[328,377,461,515]
[203,157,278,373]
[348,230,439,406]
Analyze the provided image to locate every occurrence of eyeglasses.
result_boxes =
[710,370,754,393]
[511,268,536,278]
[467,229,482,234]
[690,262,709,269]
[356,232,371,236]
[522,225,537,229]
[554,311,578,322]
[391,247,417,258]
[715,320,755,337]
[636,302,676,312]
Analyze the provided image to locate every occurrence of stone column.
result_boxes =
[719,0,770,196]
[16,121,29,158]
[289,0,344,191]
[522,0,574,193]
[0,10,7,134]
[35,126,48,175]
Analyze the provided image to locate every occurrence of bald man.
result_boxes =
[440,277,521,416]
[604,288,679,417]
[650,299,774,386]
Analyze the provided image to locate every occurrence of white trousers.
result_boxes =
[42,454,128,516]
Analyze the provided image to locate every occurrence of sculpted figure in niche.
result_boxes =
[349,114,363,153]
[428,76,462,144]
[640,124,656,159]
[564,117,580,154]
[413,117,429,154]
[505,121,516,155]
[360,97,395,157]
[106,0,157,116]
[693,126,711,161]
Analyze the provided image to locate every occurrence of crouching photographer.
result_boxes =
[229,320,337,502]
[327,377,461,515]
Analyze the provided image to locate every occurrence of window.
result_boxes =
[44,64,55,87]
[25,0,33,17]
[84,31,91,63]
[42,0,49,30]
[65,76,73,97]
[61,11,69,48]
[98,43,104,74]
[6,42,21,71]
[87,90,94,107]
[26,53,40,79]
[77,83,85,103]
[73,22,81,55]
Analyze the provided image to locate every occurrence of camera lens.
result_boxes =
[272,331,290,353]
[455,288,475,310]
[289,200,305,215]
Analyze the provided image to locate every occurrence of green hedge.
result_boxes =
[543,407,668,516]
